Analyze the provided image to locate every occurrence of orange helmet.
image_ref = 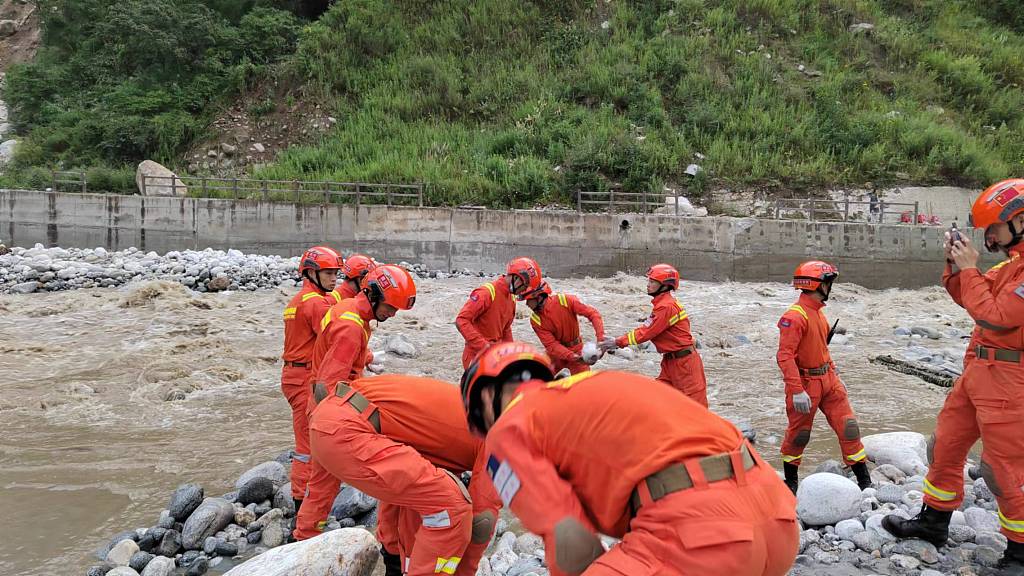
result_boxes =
[364,265,417,310]
[460,341,554,436]
[793,260,838,291]
[646,264,680,290]
[971,179,1024,251]
[506,257,542,296]
[299,246,343,275]
[519,281,552,302]
[342,254,377,282]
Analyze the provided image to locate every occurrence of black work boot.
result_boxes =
[851,461,872,490]
[784,462,799,495]
[293,498,303,516]
[881,505,952,548]
[382,548,403,576]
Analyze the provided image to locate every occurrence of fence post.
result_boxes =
[609,190,615,213]
[418,183,424,207]
[355,184,362,210]
[844,198,850,222]
[775,199,780,219]
[171,175,177,197]
[913,201,919,226]
[80,172,86,193]
[141,174,148,196]
[293,180,300,203]
[675,194,679,217]
[386,185,393,207]
[323,182,330,205]
[576,191,582,213]
[642,190,647,214]
[233,178,239,200]
[879,202,886,224]
[51,170,57,193]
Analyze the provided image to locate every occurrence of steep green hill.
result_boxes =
[3,0,1024,207]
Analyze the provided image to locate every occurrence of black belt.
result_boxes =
[975,346,1022,363]
[799,363,830,376]
[336,382,381,433]
[630,444,756,515]
[664,346,694,360]
[283,360,309,368]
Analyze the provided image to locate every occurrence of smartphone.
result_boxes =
[950,223,963,244]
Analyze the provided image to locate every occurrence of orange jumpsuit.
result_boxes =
[486,370,798,576]
[333,280,375,365]
[456,277,515,369]
[308,375,502,575]
[294,294,374,540]
[529,292,605,375]
[924,246,1024,544]
[281,282,337,500]
[614,292,708,406]
[777,292,866,468]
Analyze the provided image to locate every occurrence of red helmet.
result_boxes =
[342,254,377,281]
[646,264,679,289]
[460,341,554,436]
[971,179,1024,231]
[506,257,542,296]
[518,281,552,302]
[793,260,838,291]
[299,246,343,275]
[364,265,417,310]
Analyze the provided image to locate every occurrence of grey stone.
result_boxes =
[813,459,847,477]
[949,524,976,543]
[874,464,907,484]
[107,539,140,566]
[0,20,18,37]
[331,485,376,520]
[246,530,262,544]
[272,483,295,517]
[852,530,883,552]
[862,432,928,475]
[129,551,154,573]
[514,533,544,556]
[893,538,939,564]
[182,498,235,550]
[975,530,1007,552]
[155,529,181,557]
[237,477,275,505]
[799,529,821,553]
[185,557,209,576]
[973,478,993,501]
[911,326,941,339]
[260,518,286,548]
[876,483,905,504]
[169,484,204,521]
[964,507,999,533]
[506,555,544,576]
[105,569,141,576]
[221,528,379,576]
[973,545,1001,567]
[797,473,863,525]
[864,514,898,543]
[179,550,203,567]
[234,461,287,490]
[9,281,38,293]
[233,507,256,527]
[835,519,864,540]
[385,334,419,358]
[812,550,840,564]
[889,553,920,570]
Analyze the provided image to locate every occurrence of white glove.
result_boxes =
[791,391,812,414]
[598,337,618,353]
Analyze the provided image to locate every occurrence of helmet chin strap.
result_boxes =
[493,369,532,422]
[648,283,672,297]
[305,270,328,293]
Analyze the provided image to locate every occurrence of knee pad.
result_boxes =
[793,429,812,447]
[927,434,936,465]
[471,511,496,544]
[980,459,1004,498]
[554,517,604,574]
[843,418,860,441]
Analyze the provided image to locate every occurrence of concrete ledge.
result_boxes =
[0,189,989,288]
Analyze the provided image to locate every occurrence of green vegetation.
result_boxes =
[3,0,1024,205]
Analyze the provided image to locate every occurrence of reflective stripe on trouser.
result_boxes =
[925,359,1024,543]
[581,456,799,576]
[309,404,475,575]
[657,351,709,407]
[281,365,314,500]
[780,371,864,467]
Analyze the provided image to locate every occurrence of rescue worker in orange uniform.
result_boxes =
[599,264,709,406]
[777,261,870,493]
[456,257,542,369]
[884,179,1024,573]
[280,246,343,512]
[295,264,417,541]
[461,342,799,576]
[309,374,502,576]
[336,253,377,300]
[524,282,605,375]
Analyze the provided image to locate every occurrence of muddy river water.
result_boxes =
[0,273,973,575]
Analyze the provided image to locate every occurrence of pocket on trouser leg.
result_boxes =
[673,521,756,575]
[584,547,663,576]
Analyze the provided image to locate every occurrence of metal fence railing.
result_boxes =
[772,198,922,224]
[576,190,670,214]
[140,175,424,207]
[51,170,88,194]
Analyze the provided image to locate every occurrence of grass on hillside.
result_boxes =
[3,0,1024,206]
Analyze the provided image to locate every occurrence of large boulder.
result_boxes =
[0,139,17,167]
[136,160,188,197]
[223,528,379,576]
[0,20,16,38]
[862,432,928,476]
[796,473,863,525]
[181,498,235,550]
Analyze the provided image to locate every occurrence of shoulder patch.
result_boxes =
[487,455,522,507]
[470,293,479,302]
[642,315,654,328]
[1015,284,1024,300]
[779,318,792,328]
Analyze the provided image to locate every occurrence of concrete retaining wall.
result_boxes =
[0,189,979,288]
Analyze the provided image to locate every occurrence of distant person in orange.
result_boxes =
[884,179,1024,572]
[456,257,542,368]
[524,282,605,375]
[309,374,502,576]
[280,245,343,512]
[335,254,377,300]
[460,342,798,576]
[294,264,417,541]
[776,260,870,494]
[599,264,708,406]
